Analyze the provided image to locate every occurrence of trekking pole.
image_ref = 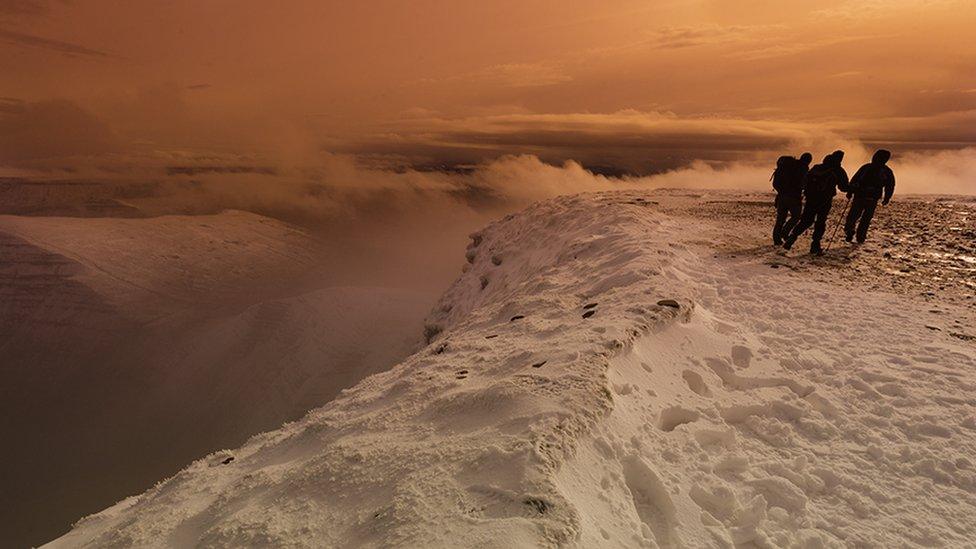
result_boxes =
[824,196,851,253]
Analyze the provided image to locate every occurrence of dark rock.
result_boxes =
[657,299,680,308]
[523,498,552,514]
[423,324,443,344]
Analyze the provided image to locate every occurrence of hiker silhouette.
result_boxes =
[771,152,812,245]
[782,150,851,255]
[844,149,895,244]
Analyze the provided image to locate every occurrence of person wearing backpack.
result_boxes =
[771,152,812,245]
[827,149,850,193]
[782,151,850,255]
[844,149,895,244]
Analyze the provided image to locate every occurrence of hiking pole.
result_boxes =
[824,196,851,253]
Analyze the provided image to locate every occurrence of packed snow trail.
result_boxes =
[47,191,976,548]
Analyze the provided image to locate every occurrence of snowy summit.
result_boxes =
[48,191,976,547]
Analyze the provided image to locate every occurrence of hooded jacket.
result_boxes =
[850,150,896,201]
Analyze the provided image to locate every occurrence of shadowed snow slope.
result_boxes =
[47,192,976,547]
[0,211,430,548]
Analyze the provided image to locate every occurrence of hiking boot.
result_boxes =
[782,237,795,250]
[773,238,783,246]
[810,243,824,256]
[845,232,854,243]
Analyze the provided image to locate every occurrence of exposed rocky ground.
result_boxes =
[656,190,976,315]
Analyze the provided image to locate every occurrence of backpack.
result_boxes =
[804,165,836,196]
[771,156,796,192]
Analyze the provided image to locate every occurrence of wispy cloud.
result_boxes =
[0,27,112,58]
[812,0,963,20]
[725,35,878,61]
[421,62,573,89]
[644,25,775,50]
[0,0,55,18]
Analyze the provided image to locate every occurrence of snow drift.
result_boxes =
[47,192,976,547]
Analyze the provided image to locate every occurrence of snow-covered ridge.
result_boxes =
[47,192,696,547]
[48,191,976,547]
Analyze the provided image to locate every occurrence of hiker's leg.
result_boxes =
[845,198,863,240]
[782,199,802,236]
[784,200,818,249]
[810,200,832,250]
[790,203,816,238]
[856,199,878,243]
[773,201,789,244]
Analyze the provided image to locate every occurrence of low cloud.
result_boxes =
[338,110,897,174]
[332,108,976,175]
[3,146,972,294]
[0,99,120,162]
[891,147,976,195]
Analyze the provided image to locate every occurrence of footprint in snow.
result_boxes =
[658,406,700,432]
[731,345,752,369]
[682,370,712,397]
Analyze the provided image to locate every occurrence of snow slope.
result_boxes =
[0,211,431,548]
[0,210,323,318]
[47,192,976,547]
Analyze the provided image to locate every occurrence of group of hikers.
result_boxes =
[770,149,896,255]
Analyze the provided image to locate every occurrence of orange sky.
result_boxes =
[2,0,975,174]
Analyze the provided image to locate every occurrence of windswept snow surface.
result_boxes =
[48,192,976,548]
